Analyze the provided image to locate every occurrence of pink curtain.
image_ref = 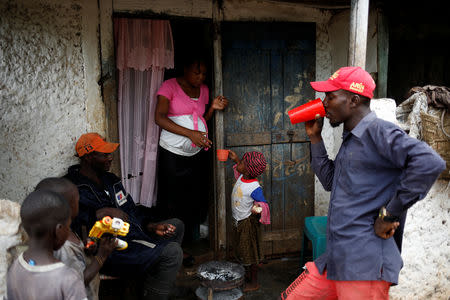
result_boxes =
[115,18,174,207]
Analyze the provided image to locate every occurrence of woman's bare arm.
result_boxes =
[155,95,211,148]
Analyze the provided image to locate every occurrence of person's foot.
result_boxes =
[243,282,260,292]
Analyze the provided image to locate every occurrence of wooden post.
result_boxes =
[377,6,389,98]
[348,0,370,68]
[212,0,227,258]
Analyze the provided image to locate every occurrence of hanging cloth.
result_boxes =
[114,18,174,207]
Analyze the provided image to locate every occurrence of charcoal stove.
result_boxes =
[195,261,245,300]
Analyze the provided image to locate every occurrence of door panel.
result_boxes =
[222,22,316,257]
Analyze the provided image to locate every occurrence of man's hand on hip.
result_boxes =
[374,217,400,239]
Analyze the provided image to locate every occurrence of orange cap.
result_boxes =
[75,133,119,157]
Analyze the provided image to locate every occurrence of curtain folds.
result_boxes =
[115,18,174,71]
[115,18,174,207]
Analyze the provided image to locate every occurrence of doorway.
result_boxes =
[222,22,316,258]
[158,18,216,258]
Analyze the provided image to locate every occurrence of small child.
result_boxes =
[228,150,270,292]
[7,190,87,300]
[35,177,116,300]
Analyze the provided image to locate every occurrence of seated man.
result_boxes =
[65,133,184,300]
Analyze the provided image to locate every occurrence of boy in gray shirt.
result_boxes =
[7,190,87,300]
[35,177,116,300]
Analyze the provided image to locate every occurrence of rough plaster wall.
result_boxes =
[82,0,105,135]
[0,0,94,202]
[314,21,334,217]
[390,181,450,299]
[328,9,378,73]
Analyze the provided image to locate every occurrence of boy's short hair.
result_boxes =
[20,190,70,238]
[35,177,75,197]
[242,151,267,178]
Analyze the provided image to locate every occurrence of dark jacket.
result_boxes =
[65,165,166,276]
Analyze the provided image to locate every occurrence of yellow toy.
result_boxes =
[87,216,130,251]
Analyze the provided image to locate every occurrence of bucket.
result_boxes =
[217,149,230,162]
[288,98,325,124]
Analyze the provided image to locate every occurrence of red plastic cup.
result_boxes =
[288,98,326,124]
[217,149,230,162]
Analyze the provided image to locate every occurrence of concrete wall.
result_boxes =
[390,181,449,299]
[0,0,104,203]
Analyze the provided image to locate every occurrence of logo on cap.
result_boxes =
[349,82,365,94]
[310,66,375,99]
[330,70,340,80]
[75,133,119,157]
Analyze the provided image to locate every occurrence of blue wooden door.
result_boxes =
[222,22,316,257]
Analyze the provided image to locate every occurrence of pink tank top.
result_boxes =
[157,78,209,147]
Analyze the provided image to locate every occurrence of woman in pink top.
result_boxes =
[155,54,228,265]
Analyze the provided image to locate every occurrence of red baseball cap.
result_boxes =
[75,133,119,157]
[310,66,376,99]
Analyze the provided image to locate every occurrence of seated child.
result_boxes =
[228,150,270,292]
[7,190,87,300]
[35,177,116,300]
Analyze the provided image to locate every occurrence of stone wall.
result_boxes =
[390,181,449,299]
[0,0,104,203]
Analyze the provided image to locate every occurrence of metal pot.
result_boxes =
[197,261,245,291]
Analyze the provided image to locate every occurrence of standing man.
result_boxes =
[66,133,184,300]
[281,67,445,299]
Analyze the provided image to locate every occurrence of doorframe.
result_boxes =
[212,0,227,259]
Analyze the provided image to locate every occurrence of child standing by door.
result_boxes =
[228,150,270,292]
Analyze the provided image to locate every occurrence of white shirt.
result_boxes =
[159,98,207,157]
[231,175,261,222]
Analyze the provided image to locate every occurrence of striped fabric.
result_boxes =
[242,151,266,178]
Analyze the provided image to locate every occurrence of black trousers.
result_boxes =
[143,218,184,300]
[156,146,209,243]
